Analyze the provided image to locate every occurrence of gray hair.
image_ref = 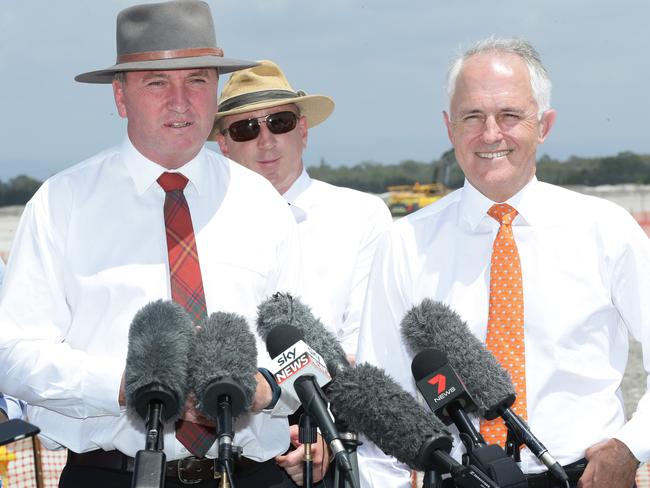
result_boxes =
[446,37,552,118]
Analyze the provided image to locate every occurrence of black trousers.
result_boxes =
[59,459,307,488]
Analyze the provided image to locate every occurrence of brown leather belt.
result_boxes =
[67,450,261,484]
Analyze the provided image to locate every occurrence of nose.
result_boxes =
[481,115,503,145]
[256,122,276,149]
[167,84,190,113]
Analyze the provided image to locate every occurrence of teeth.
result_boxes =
[476,150,511,159]
[169,122,191,128]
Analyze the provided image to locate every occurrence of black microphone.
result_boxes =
[412,349,485,449]
[125,300,195,488]
[326,363,499,488]
[412,349,528,486]
[402,299,569,484]
[189,311,258,477]
[265,324,333,416]
[265,324,356,486]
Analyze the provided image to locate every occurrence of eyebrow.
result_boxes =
[456,108,484,118]
[140,72,169,81]
[457,106,527,117]
[140,69,213,81]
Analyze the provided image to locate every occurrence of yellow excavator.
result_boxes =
[385,182,449,215]
[385,149,456,216]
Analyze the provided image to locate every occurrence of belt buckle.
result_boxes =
[176,456,217,485]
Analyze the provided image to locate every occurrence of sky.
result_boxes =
[1,0,649,181]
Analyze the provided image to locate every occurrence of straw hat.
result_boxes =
[211,60,334,139]
[75,0,256,84]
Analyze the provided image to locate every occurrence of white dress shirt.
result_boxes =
[356,177,650,487]
[283,170,392,355]
[0,138,301,461]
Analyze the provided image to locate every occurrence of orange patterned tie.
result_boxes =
[480,203,527,447]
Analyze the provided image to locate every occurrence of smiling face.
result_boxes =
[216,104,308,195]
[444,52,556,202]
[113,68,219,169]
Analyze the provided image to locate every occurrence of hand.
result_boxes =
[578,438,639,488]
[0,410,7,422]
[276,424,331,486]
[250,371,273,413]
[180,393,216,427]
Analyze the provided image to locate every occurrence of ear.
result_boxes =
[443,111,455,145]
[112,79,128,119]
[215,133,229,156]
[538,109,557,143]
[298,116,309,150]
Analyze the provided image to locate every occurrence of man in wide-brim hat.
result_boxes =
[0,2,305,487]
[215,60,392,485]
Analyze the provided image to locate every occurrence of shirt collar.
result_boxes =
[460,176,540,230]
[282,169,310,223]
[121,137,209,196]
[282,168,311,204]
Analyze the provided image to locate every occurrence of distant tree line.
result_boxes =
[0,175,42,206]
[2,151,650,205]
[309,150,650,193]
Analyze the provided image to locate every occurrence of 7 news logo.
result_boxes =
[428,374,446,394]
[427,373,456,403]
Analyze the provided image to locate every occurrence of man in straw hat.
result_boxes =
[211,60,391,484]
[214,61,392,484]
[214,60,392,358]
[0,2,306,487]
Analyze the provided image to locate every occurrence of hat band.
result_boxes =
[117,47,224,64]
[219,90,299,113]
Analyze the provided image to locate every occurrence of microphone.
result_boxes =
[265,324,332,417]
[257,292,349,376]
[125,299,194,427]
[189,311,258,478]
[264,324,356,486]
[402,299,568,484]
[412,349,528,486]
[412,349,485,449]
[326,363,499,488]
[125,300,195,488]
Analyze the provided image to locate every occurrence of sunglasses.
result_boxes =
[222,111,299,142]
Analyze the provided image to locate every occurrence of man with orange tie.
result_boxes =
[355,37,650,488]
[0,1,310,487]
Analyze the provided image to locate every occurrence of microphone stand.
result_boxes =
[132,401,166,488]
[293,376,359,488]
[423,470,444,488]
[333,429,361,488]
[299,413,317,488]
[217,395,236,488]
[444,404,526,488]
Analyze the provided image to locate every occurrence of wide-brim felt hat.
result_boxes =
[75,0,256,84]
[211,59,335,139]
